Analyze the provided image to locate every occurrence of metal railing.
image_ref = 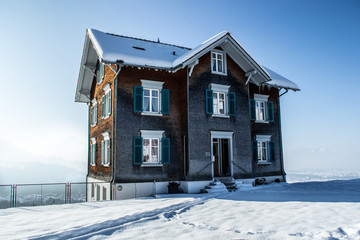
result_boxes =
[0,182,107,209]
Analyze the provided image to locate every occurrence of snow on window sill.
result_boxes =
[255,120,269,124]
[103,114,111,120]
[102,164,110,167]
[212,114,230,118]
[141,112,163,117]
[257,162,271,165]
[141,163,163,167]
[211,70,227,76]
[90,163,96,167]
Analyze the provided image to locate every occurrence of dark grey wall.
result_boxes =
[114,67,187,183]
[187,53,253,180]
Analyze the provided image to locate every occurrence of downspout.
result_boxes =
[278,88,288,182]
[186,61,198,179]
[247,79,257,182]
[108,62,123,200]
[86,102,90,201]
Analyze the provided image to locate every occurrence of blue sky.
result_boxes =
[0,0,359,183]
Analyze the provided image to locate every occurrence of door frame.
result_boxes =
[210,131,234,179]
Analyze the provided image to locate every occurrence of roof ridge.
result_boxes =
[105,32,192,50]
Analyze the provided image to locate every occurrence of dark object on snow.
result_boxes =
[275,178,281,183]
[168,182,180,193]
[254,178,266,186]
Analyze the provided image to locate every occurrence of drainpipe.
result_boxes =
[86,102,90,201]
[278,88,287,182]
[108,62,123,200]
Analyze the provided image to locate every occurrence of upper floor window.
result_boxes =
[96,62,105,84]
[250,94,274,123]
[101,132,110,166]
[90,98,98,127]
[133,130,170,166]
[134,80,170,115]
[205,84,236,117]
[102,84,112,119]
[90,138,96,166]
[211,50,227,75]
[252,135,275,164]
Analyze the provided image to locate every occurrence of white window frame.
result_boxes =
[254,94,269,123]
[102,132,110,167]
[141,80,164,116]
[140,130,164,167]
[90,98,98,127]
[103,84,112,119]
[211,50,227,75]
[90,138,96,166]
[211,83,230,118]
[256,135,271,164]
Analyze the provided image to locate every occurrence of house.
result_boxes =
[75,29,300,201]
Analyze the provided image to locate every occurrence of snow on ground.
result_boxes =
[1,179,360,240]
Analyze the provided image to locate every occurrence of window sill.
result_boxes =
[90,164,96,167]
[257,162,271,165]
[141,112,163,117]
[255,120,269,124]
[141,163,163,167]
[91,124,97,127]
[211,71,227,76]
[102,164,110,167]
[212,114,230,118]
[102,115,111,120]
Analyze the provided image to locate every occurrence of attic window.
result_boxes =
[132,46,145,51]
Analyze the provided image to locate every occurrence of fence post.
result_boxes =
[13,184,17,208]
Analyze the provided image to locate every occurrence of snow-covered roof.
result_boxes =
[88,29,190,69]
[262,66,300,91]
[75,29,300,102]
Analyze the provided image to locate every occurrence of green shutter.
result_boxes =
[269,141,276,162]
[100,63,105,80]
[90,106,94,125]
[108,90,112,116]
[205,89,213,114]
[228,92,236,116]
[94,103,98,124]
[102,96,105,118]
[134,86,143,112]
[161,89,170,114]
[101,140,105,165]
[267,101,274,122]
[107,139,110,165]
[161,138,170,164]
[252,140,258,163]
[133,137,143,165]
[250,99,256,121]
[96,64,100,84]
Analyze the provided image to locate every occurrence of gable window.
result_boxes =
[133,130,170,166]
[134,80,170,115]
[211,50,227,75]
[102,84,112,119]
[101,132,110,166]
[90,138,96,166]
[90,99,98,127]
[252,135,275,164]
[250,94,274,123]
[96,62,105,84]
[205,83,236,117]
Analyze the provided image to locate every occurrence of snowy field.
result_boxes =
[1,177,360,240]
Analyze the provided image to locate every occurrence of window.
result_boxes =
[211,50,227,75]
[205,84,235,117]
[90,99,98,127]
[133,130,170,166]
[252,135,275,164]
[143,89,159,113]
[250,94,274,122]
[96,62,105,84]
[101,132,110,166]
[102,84,112,119]
[134,80,170,115]
[90,138,96,166]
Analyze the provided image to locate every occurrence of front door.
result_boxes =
[213,138,230,177]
